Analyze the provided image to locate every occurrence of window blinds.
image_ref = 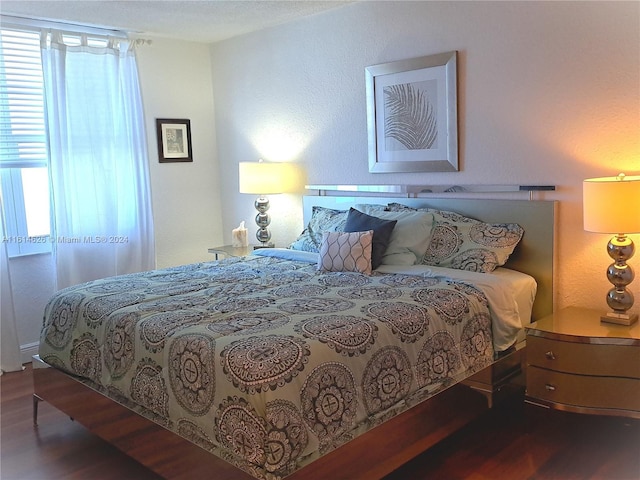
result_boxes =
[0,28,47,169]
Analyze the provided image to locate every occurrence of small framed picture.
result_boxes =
[156,118,193,163]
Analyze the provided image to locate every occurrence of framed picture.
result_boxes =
[156,118,193,163]
[366,51,458,173]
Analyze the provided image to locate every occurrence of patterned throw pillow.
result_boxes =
[317,230,373,275]
[289,206,348,252]
[387,203,524,273]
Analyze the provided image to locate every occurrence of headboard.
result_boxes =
[303,195,557,321]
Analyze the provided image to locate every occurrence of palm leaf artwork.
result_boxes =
[384,83,437,150]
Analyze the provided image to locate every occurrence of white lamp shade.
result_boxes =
[583,174,640,234]
[239,161,301,195]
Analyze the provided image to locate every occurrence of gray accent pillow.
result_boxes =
[355,205,435,265]
[344,208,397,269]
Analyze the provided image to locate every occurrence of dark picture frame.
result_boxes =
[366,51,458,173]
[156,118,193,163]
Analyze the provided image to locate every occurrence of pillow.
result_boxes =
[289,206,348,252]
[386,203,525,273]
[344,208,397,269]
[317,230,373,275]
[355,205,435,265]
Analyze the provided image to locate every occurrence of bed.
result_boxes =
[33,195,556,480]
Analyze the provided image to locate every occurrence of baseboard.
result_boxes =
[21,342,39,365]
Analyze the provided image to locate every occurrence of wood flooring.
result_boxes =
[2,365,639,480]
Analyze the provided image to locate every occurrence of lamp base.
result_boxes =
[600,311,639,326]
[253,243,274,250]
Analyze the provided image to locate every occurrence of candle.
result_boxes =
[232,221,248,247]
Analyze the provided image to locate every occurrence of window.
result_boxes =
[0,27,51,256]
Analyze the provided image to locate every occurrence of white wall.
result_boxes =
[210,0,640,316]
[10,37,223,361]
[136,37,224,268]
[9,254,55,362]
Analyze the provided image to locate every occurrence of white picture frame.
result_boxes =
[366,51,458,173]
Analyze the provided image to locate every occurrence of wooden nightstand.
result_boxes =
[207,245,253,259]
[525,307,640,419]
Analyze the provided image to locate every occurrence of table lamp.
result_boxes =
[239,160,300,248]
[583,173,640,325]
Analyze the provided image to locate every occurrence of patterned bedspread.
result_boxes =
[39,254,494,479]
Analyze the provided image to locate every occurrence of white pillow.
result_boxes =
[355,206,434,265]
[317,230,373,275]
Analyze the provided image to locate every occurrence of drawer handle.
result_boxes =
[545,384,556,392]
[545,351,556,360]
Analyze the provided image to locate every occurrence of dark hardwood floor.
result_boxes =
[2,365,639,480]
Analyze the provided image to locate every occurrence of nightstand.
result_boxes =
[525,306,640,419]
[207,245,253,259]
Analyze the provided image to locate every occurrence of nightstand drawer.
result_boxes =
[527,366,640,413]
[527,335,640,378]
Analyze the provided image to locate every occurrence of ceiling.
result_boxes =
[0,1,352,43]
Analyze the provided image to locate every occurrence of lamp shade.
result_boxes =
[583,174,640,234]
[239,161,301,195]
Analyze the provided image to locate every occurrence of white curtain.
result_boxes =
[41,31,155,289]
[0,196,24,374]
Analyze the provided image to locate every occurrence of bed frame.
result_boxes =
[33,196,556,480]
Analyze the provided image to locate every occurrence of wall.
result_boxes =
[210,0,640,316]
[136,37,224,269]
[9,254,55,362]
[10,37,223,362]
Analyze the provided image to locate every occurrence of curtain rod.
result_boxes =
[1,14,130,39]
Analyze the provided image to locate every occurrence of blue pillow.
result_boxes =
[344,208,397,269]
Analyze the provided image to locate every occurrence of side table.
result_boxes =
[525,306,640,419]
[207,245,253,260]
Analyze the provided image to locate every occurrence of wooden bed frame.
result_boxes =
[33,196,556,480]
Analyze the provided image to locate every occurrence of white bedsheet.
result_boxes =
[253,248,536,352]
